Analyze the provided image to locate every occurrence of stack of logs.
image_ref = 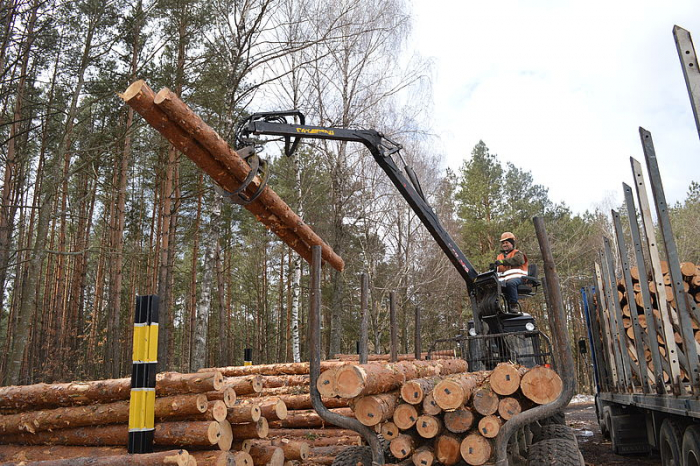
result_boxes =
[616,261,700,383]
[318,361,562,466]
[0,359,562,465]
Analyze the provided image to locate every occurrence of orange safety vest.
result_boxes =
[497,249,528,274]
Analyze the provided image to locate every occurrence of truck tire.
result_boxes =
[330,446,372,466]
[600,406,611,439]
[532,424,577,444]
[659,418,684,466]
[683,424,700,466]
[526,438,584,465]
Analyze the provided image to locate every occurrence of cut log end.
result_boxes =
[520,366,563,405]
[120,80,148,102]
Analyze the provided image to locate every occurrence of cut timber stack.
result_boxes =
[614,260,700,387]
[0,370,260,465]
[120,80,344,272]
[330,362,562,466]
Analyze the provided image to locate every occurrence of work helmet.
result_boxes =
[500,232,516,243]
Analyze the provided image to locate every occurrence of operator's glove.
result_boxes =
[494,260,504,266]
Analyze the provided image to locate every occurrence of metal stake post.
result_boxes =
[360,273,369,365]
[389,292,398,363]
[674,25,700,141]
[414,305,422,360]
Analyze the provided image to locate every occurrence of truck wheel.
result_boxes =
[532,424,577,444]
[659,419,684,466]
[683,424,700,466]
[600,406,611,439]
[526,438,584,465]
[540,410,566,425]
[330,446,372,466]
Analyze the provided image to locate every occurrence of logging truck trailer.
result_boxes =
[236,113,583,465]
[579,25,700,466]
[580,132,700,465]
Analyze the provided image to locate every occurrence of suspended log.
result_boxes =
[316,368,337,398]
[471,387,499,416]
[497,397,522,421]
[393,403,419,430]
[152,86,345,272]
[415,414,442,439]
[400,377,439,405]
[333,360,467,399]
[520,366,563,405]
[353,393,399,427]
[434,434,462,466]
[477,415,502,439]
[460,434,492,466]
[443,406,475,434]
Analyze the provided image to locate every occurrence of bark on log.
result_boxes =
[247,444,284,466]
[273,393,349,411]
[0,372,221,411]
[0,394,215,435]
[392,403,419,430]
[334,360,468,399]
[434,434,462,466]
[0,445,126,462]
[353,393,399,427]
[270,438,310,461]
[260,375,309,389]
[223,376,263,396]
[267,408,353,429]
[400,377,439,405]
[477,415,502,438]
[460,434,492,466]
[231,418,268,440]
[189,450,254,466]
[200,362,348,377]
[0,449,190,466]
[497,397,522,421]
[150,86,345,272]
[226,403,261,424]
[257,398,287,421]
[204,389,236,408]
[520,366,563,405]
[433,373,484,411]
[415,414,442,439]
[443,406,474,434]
[266,428,359,441]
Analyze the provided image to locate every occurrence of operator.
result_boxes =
[495,232,528,313]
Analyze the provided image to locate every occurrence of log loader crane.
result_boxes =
[235,111,581,465]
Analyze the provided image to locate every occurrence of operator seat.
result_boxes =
[516,264,541,298]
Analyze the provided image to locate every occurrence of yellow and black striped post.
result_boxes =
[244,348,253,366]
[128,295,159,454]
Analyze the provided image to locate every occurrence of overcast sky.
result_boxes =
[409,1,700,214]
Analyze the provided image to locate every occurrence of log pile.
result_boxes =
[331,362,562,466]
[0,370,262,465]
[612,260,700,386]
[120,80,344,272]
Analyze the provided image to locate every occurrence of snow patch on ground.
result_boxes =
[570,394,595,404]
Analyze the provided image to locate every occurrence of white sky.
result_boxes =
[409,0,700,214]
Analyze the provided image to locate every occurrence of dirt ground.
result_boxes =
[565,400,660,466]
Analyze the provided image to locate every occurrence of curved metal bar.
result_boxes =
[494,217,576,466]
[308,246,384,466]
